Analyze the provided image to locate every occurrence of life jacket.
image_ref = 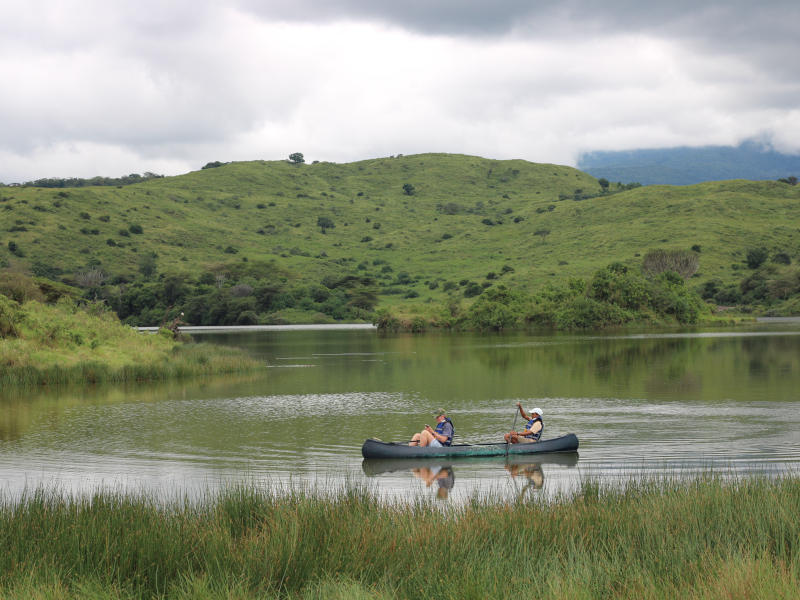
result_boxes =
[435,417,454,446]
[525,416,543,441]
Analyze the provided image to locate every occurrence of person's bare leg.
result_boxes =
[419,430,434,447]
[409,433,422,446]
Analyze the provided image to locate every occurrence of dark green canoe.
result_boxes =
[361,433,579,459]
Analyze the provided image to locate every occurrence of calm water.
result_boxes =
[2,323,799,503]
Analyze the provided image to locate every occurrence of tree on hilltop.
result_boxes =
[289,152,305,164]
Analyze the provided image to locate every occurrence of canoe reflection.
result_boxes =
[361,451,578,477]
[362,452,578,497]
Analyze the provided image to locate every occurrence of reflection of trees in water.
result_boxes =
[0,375,260,443]
[470,336,710,394]
[464,333,799,402]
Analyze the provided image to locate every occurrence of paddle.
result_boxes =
[505,406,520,457]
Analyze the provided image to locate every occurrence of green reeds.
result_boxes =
[1,476,799,599]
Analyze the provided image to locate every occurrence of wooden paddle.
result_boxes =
[505,407,519,457]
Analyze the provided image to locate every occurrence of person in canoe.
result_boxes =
[409,408,454,447]
[504,403,543,443]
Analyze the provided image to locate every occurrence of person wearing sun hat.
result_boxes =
[504,402,543,444]
[409,408,455,447]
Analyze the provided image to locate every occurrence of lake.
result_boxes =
[2,323,799,503]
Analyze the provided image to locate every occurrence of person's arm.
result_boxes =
[425,424,441,442]
[516,402,531,421]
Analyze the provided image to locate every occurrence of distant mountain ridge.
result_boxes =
[578,141,800,186]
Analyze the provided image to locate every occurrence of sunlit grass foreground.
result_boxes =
[1,476,798,599]
[0,296,261,386]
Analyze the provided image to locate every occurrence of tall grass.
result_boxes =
[1,476,798,599]
[0,297,261,386]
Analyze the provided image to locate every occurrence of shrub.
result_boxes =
[466,286,525,330]
[555,296,634,329]
[642,249,699,279]
[772,252,791,265]
[590,265,650,310]
[463,282,483,297]
[7,241,23,257]
[317,216,334,233]
[236,310,259,325]
[746,247,769,269]
[0,293,21,337]
[373,307,400,331]
[128,224,143,234]
[402,183,415,196]
[714,284,743,305]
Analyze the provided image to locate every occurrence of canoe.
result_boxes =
[362,451,579,476]
[361,433,579,459]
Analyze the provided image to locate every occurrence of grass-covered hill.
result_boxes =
[2,153,799,325]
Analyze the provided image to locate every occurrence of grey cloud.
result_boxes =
[235,0,799,39]
[234,0,800,93]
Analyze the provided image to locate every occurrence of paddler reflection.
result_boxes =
[412,465,455,499]
[505,462,544,497]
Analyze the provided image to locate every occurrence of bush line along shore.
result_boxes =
[1,476,798,599]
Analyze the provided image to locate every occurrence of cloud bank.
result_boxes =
[1,0,798,182]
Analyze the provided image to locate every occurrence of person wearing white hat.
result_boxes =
[504,402,543,444]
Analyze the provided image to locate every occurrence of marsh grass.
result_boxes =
[0,298,260,386]
[1,476,798,599]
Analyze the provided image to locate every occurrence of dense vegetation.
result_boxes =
[2,154,799,327]
[0,284,261,386]
[14,172,165,188]
[1,476,798,599]
[378,262,712,331]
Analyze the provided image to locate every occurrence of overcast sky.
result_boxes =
[1,0,798,182]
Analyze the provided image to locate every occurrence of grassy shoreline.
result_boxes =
[1,476,798,599]
[0,295,261,387]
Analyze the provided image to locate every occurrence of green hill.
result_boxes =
[2,153,799,325]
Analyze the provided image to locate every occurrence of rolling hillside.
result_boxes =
[2,153,799,323]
